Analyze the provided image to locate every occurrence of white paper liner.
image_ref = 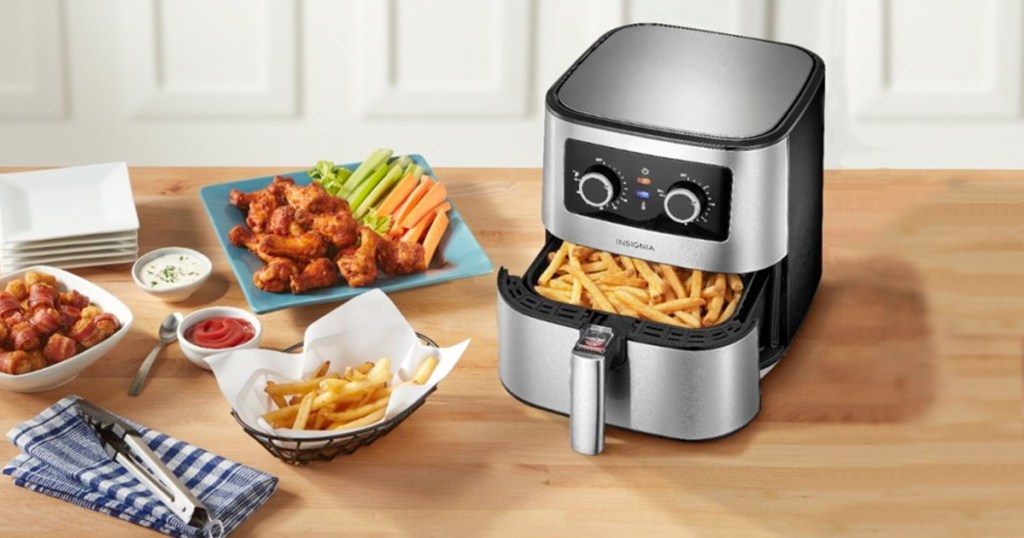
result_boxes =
[206,289,468,441]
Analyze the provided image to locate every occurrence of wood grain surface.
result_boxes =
[0,167,1021,537]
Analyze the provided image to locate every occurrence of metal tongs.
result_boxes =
[74,399,215,533]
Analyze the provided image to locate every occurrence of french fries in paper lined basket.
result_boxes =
[262,356,439,432]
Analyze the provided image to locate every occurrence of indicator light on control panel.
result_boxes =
[636,190,651,199]
[636,177,652,185]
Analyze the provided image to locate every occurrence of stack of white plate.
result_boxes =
[0,162,139,272]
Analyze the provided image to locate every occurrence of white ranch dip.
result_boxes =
[141,253,205,289]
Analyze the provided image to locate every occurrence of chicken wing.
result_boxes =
[377,237,426,275]
[229,188,254,211]
[284,182,333,214]
[229,225,275,263]
[245,190,282,233]
[290,257,340,294]
[259,231,327,261]
[336,227,380,287]
[267,205,307,236]
[312,211,359,250]
[253,258,300,293]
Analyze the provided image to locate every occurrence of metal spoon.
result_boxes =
[129,312,183,396]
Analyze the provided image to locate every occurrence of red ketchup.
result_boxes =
[185,317,255,349]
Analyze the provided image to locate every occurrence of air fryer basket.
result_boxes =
[499,233,787,368]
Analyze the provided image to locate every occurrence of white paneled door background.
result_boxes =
[1,0,1022,168]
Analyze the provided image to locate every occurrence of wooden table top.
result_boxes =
[0,167,1021,537]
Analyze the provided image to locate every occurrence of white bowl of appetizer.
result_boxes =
[0,266,134,393]
[131,247,212,303]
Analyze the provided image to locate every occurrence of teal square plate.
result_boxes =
[198,155,492,314]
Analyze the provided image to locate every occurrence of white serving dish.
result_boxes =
[177,306,262,370]
[0,163,139,243]
[131,247,212,303]
[0,265,134,393]
[1,231,138,253]
[1,252,139,273]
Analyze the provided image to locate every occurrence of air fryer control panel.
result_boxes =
[563,139,732,241]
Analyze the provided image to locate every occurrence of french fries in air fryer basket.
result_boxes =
[533,240,745,329]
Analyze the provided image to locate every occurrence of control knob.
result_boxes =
[577,167,619,208]
[663,185,703,224]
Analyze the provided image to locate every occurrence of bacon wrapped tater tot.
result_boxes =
[10,322,41,351]
[27,283,57,311]
[0,351,36,375]
[43,333,78,363]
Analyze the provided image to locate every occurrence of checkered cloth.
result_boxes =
[3,396,277,537]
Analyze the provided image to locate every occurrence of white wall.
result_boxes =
[0,0,1021,169]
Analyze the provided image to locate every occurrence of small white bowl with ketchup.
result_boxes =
[177,306,261,370]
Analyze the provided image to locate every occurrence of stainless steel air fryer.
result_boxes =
[497,24,825,454]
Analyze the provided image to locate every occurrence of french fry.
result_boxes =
[660,264,686,299]
[652,297,706,312]
[618,256,636,275]
[597,272,648,287]
[599,252,620,272]
[313,410,329,430]
[292,391,315,430]
[535,285,572,303]
[323,395,390,424]
[547,279,573,291]
[605,286,647,300]
[557,261,605,273]
[265,381,289,409]
[539,241,571,285]
[263,403,299,424]
[264,376,330,396]
[727,273,744,292]
[569,278,583,305]
[328,408,386,431]
[633,259,667,301]
[565,264,616,312]
[673,310,702,328]
[412,355,439,385]
[607,294,639,318]
[719,294,739,323]
[613,290,684,327]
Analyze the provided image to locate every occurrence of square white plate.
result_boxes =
[2,246,138,265]
[1,230,138,252]
[0,252,138,272]
[0,163,139,243]
[1,238,137,257]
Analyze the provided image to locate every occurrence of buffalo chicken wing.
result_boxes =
[290,257,341,294]
[336,227,380,287]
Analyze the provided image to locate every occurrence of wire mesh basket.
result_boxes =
[233,333,438,465]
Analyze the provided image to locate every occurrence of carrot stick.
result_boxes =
[401,211,436,243]
[399,181,448,229]
[375,174,418,217]
[401,202,450,243]
[421,210,450,269]
[392,178,433,228]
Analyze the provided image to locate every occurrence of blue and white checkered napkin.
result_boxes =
[3,395,277,537]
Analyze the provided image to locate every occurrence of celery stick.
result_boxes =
[340,148,393,197]
[353,157,412,220]
[334,167,352,183]
[408,164,424,180]
[347,162,390,209]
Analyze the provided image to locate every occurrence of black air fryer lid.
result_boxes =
[548,24,824,148]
